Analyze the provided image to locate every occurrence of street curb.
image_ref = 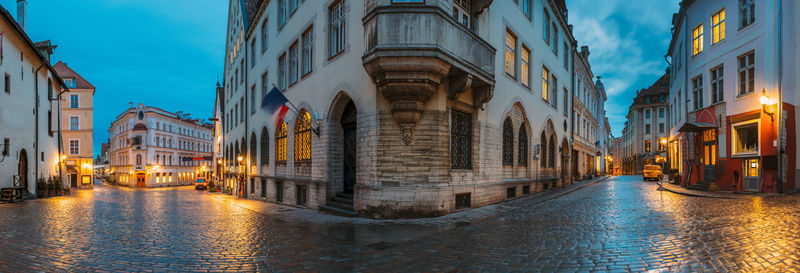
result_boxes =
[656,183,738,199]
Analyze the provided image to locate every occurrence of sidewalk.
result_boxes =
[211,175,611,226]
[657,181,780,199]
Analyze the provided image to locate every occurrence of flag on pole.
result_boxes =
[261,87,291,125]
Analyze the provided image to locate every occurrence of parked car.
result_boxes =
[643,165,662,181]
[194,178,208,190]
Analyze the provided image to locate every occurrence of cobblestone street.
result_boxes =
[1,176,800,272]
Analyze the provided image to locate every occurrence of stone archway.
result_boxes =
[324,92,358,213]
[18,149,28,192]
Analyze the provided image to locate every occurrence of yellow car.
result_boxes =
[643,165,662,181]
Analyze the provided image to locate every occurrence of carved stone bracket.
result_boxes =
[447,74,472,100]
[472,85,494,109]
[364,56,451,145]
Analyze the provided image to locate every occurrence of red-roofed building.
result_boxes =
[55,61,95,189]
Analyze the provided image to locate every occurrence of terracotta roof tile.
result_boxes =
[53,61,95,89]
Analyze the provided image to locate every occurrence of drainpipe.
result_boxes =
[776,0,783,193]
[56,85,68,187]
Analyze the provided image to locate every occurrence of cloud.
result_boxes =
[567,0,679,136]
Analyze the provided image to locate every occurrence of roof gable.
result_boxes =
[53,61,95,90]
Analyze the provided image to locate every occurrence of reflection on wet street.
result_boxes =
[0,175,798,271]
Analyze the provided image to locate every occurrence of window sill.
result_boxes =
[327,50,345,62]
[731,153,759,158]
[735,91,755,100]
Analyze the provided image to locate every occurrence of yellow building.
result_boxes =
[55,61,95,189]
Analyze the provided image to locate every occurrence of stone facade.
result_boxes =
[218,0,605,218]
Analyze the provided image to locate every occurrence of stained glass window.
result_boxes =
[276,121,287,163]
[502,119,513,166]
[451,110,472,169]
[294,110,312,162]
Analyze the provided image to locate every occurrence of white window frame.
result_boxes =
[69,139,80,155]
[731,120,760,157]
[69,115,80,130]
[70,94,79,108]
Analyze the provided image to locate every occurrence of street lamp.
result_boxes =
[760,88,775,122]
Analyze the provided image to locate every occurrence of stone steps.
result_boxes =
[319,192,357,217]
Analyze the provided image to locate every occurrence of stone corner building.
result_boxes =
[218,0,605,218]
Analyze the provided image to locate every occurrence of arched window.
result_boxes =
[260,127,269,167]
[234,141,240,166]
[294,110,312,162]
[249,132,257,166]
[502,118,513,166]
[548,135,555,168]
[275,121,287,163]
[540,133,547,168]
[518,125,528,166]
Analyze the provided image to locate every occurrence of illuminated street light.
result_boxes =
[761,88,774,122]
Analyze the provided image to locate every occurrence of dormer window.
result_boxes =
[453,0,470,28]
[64,77,76,88]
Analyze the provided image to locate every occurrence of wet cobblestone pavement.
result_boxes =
[1,175,800,272]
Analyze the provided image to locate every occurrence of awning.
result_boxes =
[677,122,715,132]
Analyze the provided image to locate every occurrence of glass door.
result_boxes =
[702,129,717,183]
[742,158,760,192]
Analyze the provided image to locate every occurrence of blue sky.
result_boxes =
[567,0,680,137]
[1,0,227,157]
[5,0,679,156]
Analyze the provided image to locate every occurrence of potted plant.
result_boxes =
[36,177,47,198]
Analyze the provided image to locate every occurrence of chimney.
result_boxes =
[580,46,590,57]
[16,0,26,32]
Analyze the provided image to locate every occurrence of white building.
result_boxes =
[0,1,69,199]
[571,46,607,179]
[666,0,799,193]
[108,104,214,188]
[218,0,605,218]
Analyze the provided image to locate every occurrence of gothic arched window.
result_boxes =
[249,132,257,166]
[540,133,547,168]
[260,127,269,167]
[502,118,513,166]
[548,136,556,168]
[518,125,528,166]
[294,110,312,163]
[275,121,287,164]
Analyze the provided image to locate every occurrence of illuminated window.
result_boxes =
[521,46,530,87]
[737,51,755,96]
[733,122,758,155]
[692,24,703,55]
[505,30,516,77]
[645,140,651,152]
[275,121,287,163]
[541,66,550,102]
[712,9,725,44]
[294,110,312,162]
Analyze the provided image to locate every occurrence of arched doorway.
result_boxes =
[17,149,28,192]
[560,139,569,185]
[340,101,357,194]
